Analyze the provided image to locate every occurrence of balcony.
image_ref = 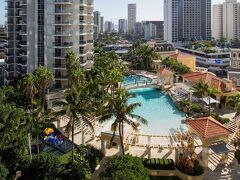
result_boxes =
[54,9,73,15]
[53,42,73,48]
[54,20,73,25]
[19,0,27,6]
[52,63,66,69]
[17,57,27,65]
[19,10,27,16]
[80,0,93,6]
[79,29,93,34]
[19,30,27,35]
[54,30,72,36]
[79,49,93,56]
[53,53,68,58]
[54,73,67,79]
[79,20,94,25]
[54,0,72,4]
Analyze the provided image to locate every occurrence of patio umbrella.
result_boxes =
[202,96,220,105]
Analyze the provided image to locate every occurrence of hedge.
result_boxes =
[143,158,175,170]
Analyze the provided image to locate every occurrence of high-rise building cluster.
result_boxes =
[93,11,104,39]
[212,0,240,41]
[164,0,211,43]
[6,0,94,88]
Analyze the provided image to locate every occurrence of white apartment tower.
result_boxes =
[118,19,127,34]
[223,0,240,41]
[164,0,211,43]
[128,4,136,34]
[6,0,94,88]
[212,4,223,40]
[212,0,240,41]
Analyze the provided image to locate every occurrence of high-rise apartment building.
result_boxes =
[93,11,100,39]
[135,22,143,36]
[128,4,136,34]
[212,0,240,41]
[144,23,157,41]
[104,21,114,33]
[100,16,104,33]
[118,19,127,34]
[6,0,94,88]
[164,0,211,43]
[212,4,223,40]
[146,21,164,39]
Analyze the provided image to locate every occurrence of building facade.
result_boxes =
[93,11,101,39]
[212,0,240,41]
[128,4,136,34]
[104,21,114,33]
[144,23,157,41]
[146,21,163,39]
[212,4,223,40]
[118,19,127,34]
[5,0,94,88]
[100,16,104,33]
[228,44,240,87]
[178,47,230,77]
[135,22,143,36]
[164,0,211,43]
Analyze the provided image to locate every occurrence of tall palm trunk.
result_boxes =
[71,116,75,163]
[81,117,84,145]
[118,122,125,155]
[36,135,40,160]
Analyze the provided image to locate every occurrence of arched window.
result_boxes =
[233,53,237,58]
[167,46,172,51]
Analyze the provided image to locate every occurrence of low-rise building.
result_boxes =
[228,44,240,87]
[170,53,196,72]
[177,47,230,77]
[104,44,133,57]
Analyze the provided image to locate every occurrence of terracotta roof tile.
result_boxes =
[186,117,232,139]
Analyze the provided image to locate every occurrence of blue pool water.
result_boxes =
[124,75,151,86]
[128,87,186,135]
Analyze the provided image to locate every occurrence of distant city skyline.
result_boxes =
[0,0,237,25]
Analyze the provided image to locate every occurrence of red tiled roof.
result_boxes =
[186,117,232,139]
[182,72,226,92]
[157,67,174,76]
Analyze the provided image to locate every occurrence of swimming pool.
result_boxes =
[124,75,151,86]
[128,87,186,135]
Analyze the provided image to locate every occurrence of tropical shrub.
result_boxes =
[210,113,230,124]
[176,154,203,176]
[235,149,240,164]
[0,163,9,180]
[76,145,103,172]
[99,155,149,180]
[189,104,204,113]
[60,155,92,180]
[18,153,61,179]
[162,57,191,74]
[143,158,175,170]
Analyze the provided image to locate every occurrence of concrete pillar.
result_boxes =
[119,143,123,154]
[101,140,106,155]
[148,146,151,159]
[216,96,221,108]
[176,75,179,83]
[57,119,60,129]
[189,92,193,102]
[201,146,209,167]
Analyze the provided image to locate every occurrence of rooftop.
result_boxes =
[170,52,195,59]
[182,72,227,93]
[186,116,232,139]
[157,67,174,76]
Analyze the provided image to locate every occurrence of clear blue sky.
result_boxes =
[0,0,230,25]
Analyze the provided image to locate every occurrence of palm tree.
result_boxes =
[191,81,208,98]
[206,87,220,114]
[33,66,53,111]
[23,74,37,108]
[99,88,148,155]
[226,94,240,116]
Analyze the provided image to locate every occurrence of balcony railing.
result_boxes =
[53,42,73,47]
[54,20,73,25]
[54,30,73,36]
[54,0,73,3]
[55,9,73,14]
